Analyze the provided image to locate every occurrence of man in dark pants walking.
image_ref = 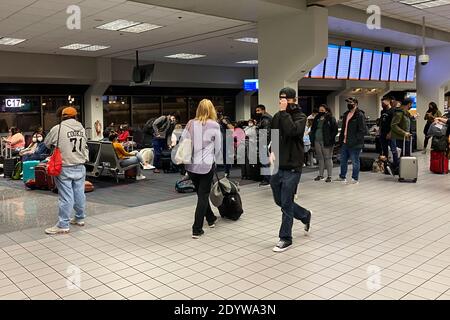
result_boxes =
[255,105,272,186]
[270,87,312,252]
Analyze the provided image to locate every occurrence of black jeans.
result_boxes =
[188,168,217,235]
[270,169,310,242]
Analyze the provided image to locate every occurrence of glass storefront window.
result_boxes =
[103,96,131,129]
[42,96,82,132]
[131,96,161,129]
[0,96,41,134]
[162,97,188,124]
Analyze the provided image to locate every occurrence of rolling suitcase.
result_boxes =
[430,150,448,174]
[23,160,40,183]
[161,149,178,173]
[3,146,19,178]
[35,163,56,191]
[399,137,418,183]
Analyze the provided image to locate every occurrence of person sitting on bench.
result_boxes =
[109,132,149,181]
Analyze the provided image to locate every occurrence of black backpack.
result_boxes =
[214,172,243,221]
[432,135,448,152]
[143,118,156,136]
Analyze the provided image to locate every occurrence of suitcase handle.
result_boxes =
[403,135,413,156]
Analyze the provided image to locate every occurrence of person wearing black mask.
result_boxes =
[310,104,338,182]
[337,97,367,184]
[270,87,312,252]
[255,105,272,186]
[423,102,441,154]
[379,96,398,174]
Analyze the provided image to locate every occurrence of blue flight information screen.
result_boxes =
[398,55,408,82]
[389,53,400,81]
[243,79,258,91]
[349,48,362,80]
[407,56,416,82]
[324,44,339,78]
[360,49,372,80]
[310,60,325,78]
[337,46,351,79]
[380,52,391,81]
[370,51,382,81]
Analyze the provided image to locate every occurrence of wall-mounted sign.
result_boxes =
[5,98,22,108]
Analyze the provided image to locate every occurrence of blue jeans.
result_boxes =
[270,169,310,242]
[339,144,362,181]
[152,138,166,169]
[55,165,86,229]
[120,152,143,176]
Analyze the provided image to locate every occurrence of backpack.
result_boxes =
[211,172,243,221]
[143,118,157,136]
[432,135,448,152]
[11,161,23,180]
[175,176,195,193]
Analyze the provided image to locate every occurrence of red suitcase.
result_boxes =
[430,151,448,174]
[34,163,57,190]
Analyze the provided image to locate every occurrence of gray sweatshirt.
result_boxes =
[44,119,89,166]
[153,116,170,138]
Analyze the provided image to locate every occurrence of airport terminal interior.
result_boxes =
[0,0,450,301]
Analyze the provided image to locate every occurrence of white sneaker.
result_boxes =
[350,178,359,184]
[70,218,85,227]
[136,174,146,181]
[143,164,155,170]
[45,225,69,235]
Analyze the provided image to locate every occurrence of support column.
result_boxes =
[327,87,347,118]
[258,5,328,115]
[235,90,253,121]
[84,58,112,140]
[416,45,450,150]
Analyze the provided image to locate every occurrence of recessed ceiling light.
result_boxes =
[60,43,91,50]
[165,53,206,60]
[120,23,162,33]
[0,37,26,45]
[235,37,258,44]
[236,60,258,64]
[97,19,140,31]
[79,45,110,51]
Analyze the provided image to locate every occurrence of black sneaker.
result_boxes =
[192,230,205,239]
[272,240,292,252]
[325,177,332,183]
[304,210,312,236]
[208,217,218,228]
[314,176,324,181]
[259,181,270,187]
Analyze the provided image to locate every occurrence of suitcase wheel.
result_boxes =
[413,178,417,183]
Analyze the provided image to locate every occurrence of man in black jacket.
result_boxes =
[379,96,399,170]
[256,104,272,186]
[270,87,312,252]
[337,97,367,184]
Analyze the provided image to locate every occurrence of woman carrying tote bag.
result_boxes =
[179,99,222,239]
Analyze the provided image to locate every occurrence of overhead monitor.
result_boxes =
[337,46,351,79]
[324,44,339,79]
[380,52,391,81]
[398,54,408,82]
[370,50,383,81]
[349,48,363,80]
[405,92,417,110]
[360,49,373,80]
[406,56,416,82]
[310,60,325,78]
[389,53,400,81]
[243,79,258,91]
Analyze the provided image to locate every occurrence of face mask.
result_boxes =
[248,123,254,127]
[347,104,354,111]
[32,137,37,143]
[37,136,43,142]
[318,112,326,117]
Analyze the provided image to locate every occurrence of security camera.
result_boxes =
[418,54,429,65]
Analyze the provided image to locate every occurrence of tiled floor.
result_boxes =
[0,153,449,300]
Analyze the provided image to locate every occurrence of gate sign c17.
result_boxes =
[5,98,22,108]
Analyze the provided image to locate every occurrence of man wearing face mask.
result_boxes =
[270,87,312,252]
[379,96,398,174]
[337,97,367,184]
[255,105,272,186]
[391,99,413,161]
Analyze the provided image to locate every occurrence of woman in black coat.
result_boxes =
[309,104,338,182]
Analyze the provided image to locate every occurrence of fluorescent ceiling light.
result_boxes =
[97,19,140,31]
[235,37,258,44]
[399,0,428,4]
[121,23,162,33]
[60,43,91,50]
[400,0,450,8]
[79,45,110,51]
[0,37,26,45]
[165,53,206,59]
[236,60,258,64]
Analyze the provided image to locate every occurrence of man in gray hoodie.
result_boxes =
[44,107,89,235]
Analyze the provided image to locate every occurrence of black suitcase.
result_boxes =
[218,192,243,221]
[4,157,19,178]
[161,149,178,173]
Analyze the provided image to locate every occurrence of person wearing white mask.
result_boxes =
[20,128,45,157]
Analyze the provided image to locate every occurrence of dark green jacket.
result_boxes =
[391,107,411,140]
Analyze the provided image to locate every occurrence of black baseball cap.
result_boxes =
[345,97,359,104]
[279,87,297,99]
[402,98,413,106]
